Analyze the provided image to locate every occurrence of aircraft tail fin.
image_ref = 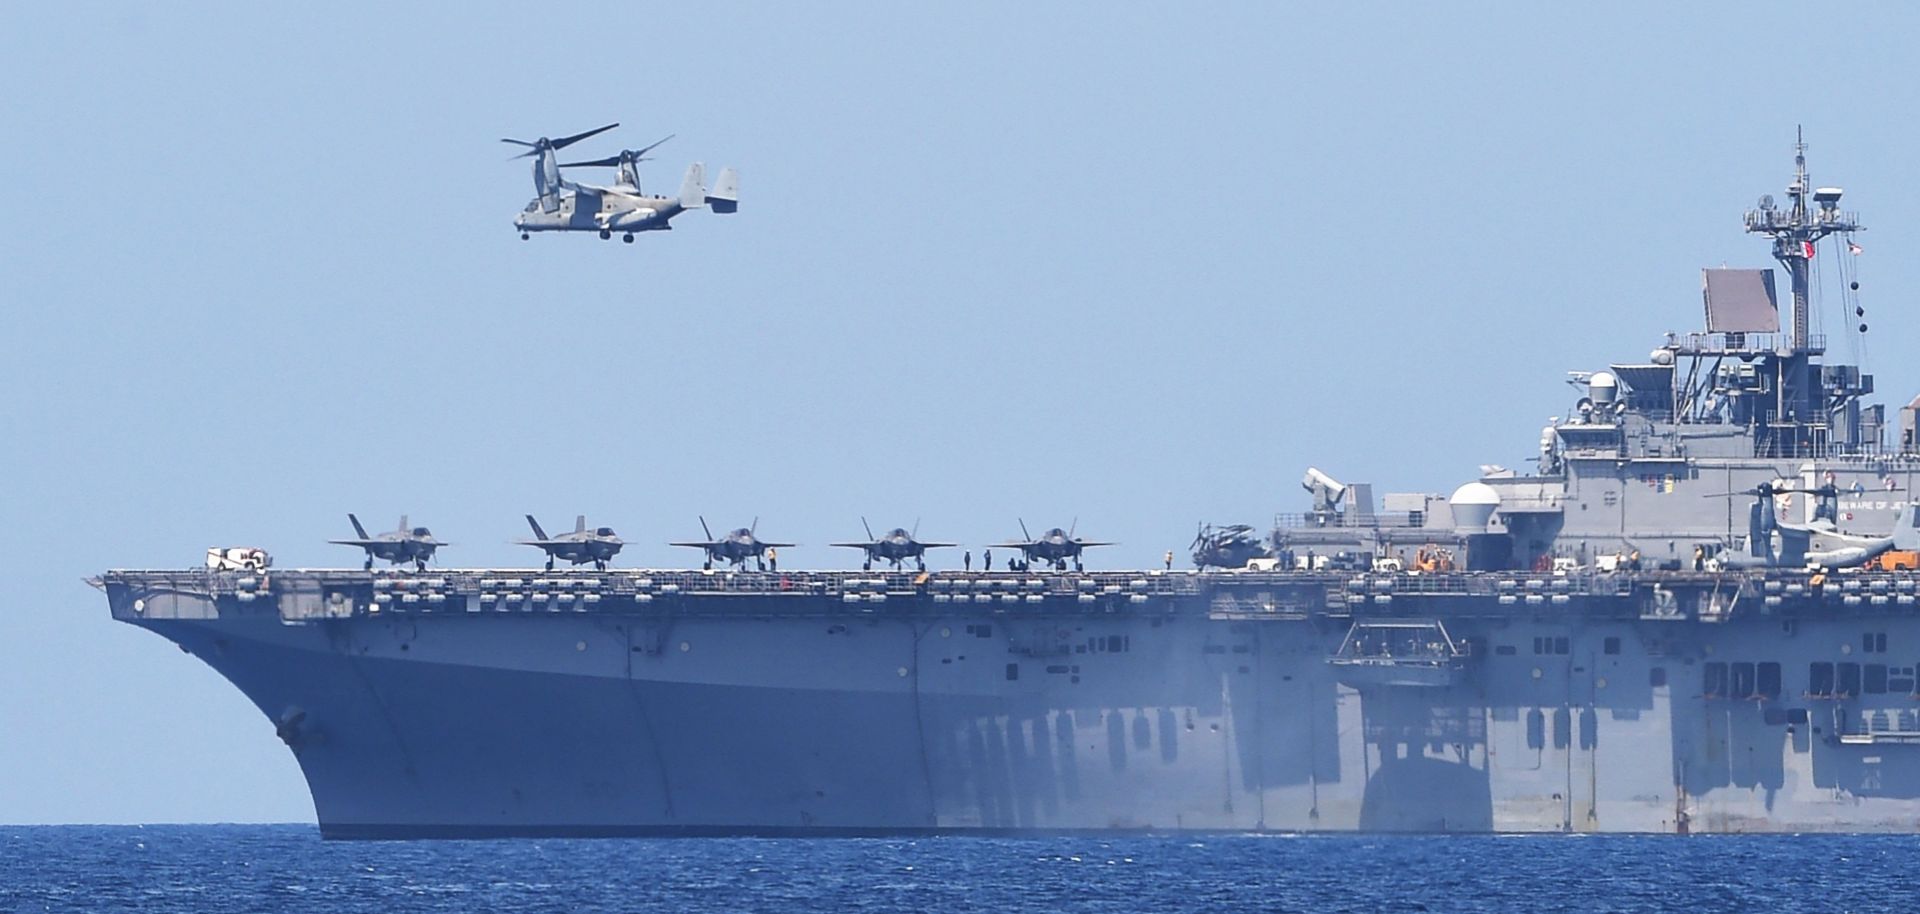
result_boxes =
[678,163,706,209]
[574,514,587,534]
[526,514,549,541]
[1893,503,1920,552]
[706,167,738,213]
[348,514,369,540]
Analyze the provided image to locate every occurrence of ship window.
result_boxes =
[1552,707,1571,749]
[1758,662,1782,699]
[1864,632,1888,653]
[1892,667,1916,694]
[1005,663,1019,681]
[1809,662,1834,696]
[1839,662,1862,696]
[1732,662,1756,699]
[1533,637,1545,655]
[1704,662,1727,698]
[1578,708,1598,749]
[1650,666,1667,688]
[1526,709,1545,749]
[1495,645,1516,656]
[1788,708,1809,725]
[1604,637,1621,655]
[1554,636,1570,655]
[1866,664,1889,695]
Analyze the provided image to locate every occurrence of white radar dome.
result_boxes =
[1449,482,1501,533]
[1588,371,1618,404]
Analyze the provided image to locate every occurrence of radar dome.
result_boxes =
[1650,348,1676,366]
[1449,482,1501,533]
[1588,371,1618,404]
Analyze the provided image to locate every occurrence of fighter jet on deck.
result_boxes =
[518,515,626,571]
[672,518,794,571]
[990,520,1114,572]
[831,519,956,571]
[330,515,448,572]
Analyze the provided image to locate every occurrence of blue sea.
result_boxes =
[3,826,1917,913]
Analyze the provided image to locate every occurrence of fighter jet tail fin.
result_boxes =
[706,167,739,213]
[526,515,549,541]
[574,515,588,535]
[348,514,370,540]
[1893,503,1920,552]
[679,163,707,210]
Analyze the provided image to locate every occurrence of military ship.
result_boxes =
[98,135,1920,836]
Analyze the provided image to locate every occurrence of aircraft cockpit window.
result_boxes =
[596,528,614,536]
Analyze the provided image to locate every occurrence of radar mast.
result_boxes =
[1741,128,1864,444]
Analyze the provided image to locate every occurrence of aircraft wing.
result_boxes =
[986,541,1037,550]
[669,541,721,549]
[829,542,879,549]
[516,539,563,548]
[329,539,383,548]
[758,542,798,548]
[1073,541,1117,547]
[916,542,960,549]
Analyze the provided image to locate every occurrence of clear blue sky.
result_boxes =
[3,3,1918,823]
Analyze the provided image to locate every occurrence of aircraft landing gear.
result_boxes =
[520,232,530,241]
[594,560,607,571]
[364,558,373,571]
[622,233,635,243]
[545,558,555,572]
[599,229,611,240]
[415,560,427,573]
[1073,560,1084,573]
[917,558,927,572]
[863,560,872,572]
[703,559,712,571]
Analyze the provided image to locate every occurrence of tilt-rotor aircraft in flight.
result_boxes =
[503,122,738,243]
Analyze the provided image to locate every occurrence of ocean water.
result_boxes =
[3,826,1916,913]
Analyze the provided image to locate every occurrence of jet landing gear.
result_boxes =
[520,232,530,241]
[545,558,555,572]
[600,229,611,240]
[363,558,373,571]
[622,233,635,243]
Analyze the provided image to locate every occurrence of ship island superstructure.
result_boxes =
[97,135,1920,836]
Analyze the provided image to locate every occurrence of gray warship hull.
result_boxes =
[99,567,1920,836]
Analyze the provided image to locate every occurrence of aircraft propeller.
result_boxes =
[560,134,675,169]
[501,122,620,159]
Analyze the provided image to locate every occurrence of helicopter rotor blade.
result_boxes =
[559,155,622,168]
[629,133,675,159]
[550,122,619,151]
